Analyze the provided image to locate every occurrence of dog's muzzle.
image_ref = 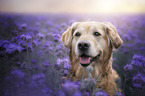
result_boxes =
[78,40,101,67]
[80,53,101,67]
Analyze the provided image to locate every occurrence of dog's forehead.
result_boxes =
[77,22,103,28]
[74,22,106,35]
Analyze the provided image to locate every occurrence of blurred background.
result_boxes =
[0,0,145,14]
[0,0,145,96]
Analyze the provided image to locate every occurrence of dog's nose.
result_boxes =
[78,41,90,51]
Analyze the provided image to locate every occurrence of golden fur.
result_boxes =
[61,21,123,96]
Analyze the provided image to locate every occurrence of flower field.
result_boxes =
[0,13,145,96]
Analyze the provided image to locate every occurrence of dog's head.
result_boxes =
[61,21,123,67]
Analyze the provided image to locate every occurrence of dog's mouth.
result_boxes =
[80,55,91,67]
[79,53,101,67]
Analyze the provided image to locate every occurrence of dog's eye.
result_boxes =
[93,32,101,36]
[75,32,81,37]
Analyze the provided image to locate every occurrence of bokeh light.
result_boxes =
[0,0,145,14]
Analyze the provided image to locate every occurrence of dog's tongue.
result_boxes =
[80,57,91,64]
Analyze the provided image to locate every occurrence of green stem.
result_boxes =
[123,72,127,95]
[26,42,31,87]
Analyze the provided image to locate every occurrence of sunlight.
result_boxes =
[97,0,117,13]
[94,0,145,14]
[0,0,145,14]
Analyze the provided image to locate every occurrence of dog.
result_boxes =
[61,21,123,96]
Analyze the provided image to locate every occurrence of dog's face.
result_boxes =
[61,21,123,67]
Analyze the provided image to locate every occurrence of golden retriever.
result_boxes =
[61,21,123,96]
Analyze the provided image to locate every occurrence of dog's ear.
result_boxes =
[61,22,79,48]
[104,22,123,49]
[61,27,72,48]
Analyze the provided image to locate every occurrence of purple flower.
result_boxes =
[32,73,45,80]
[95,91,108,96]
[11,69,25,79]
[123,34,131,41]
[58,90,65,96]
[135,38,142,44]
[126,43,134,48]
[27,42,33,52]
[55,44,63,51]
[47,46,54,52]
[43,28,48,33]
[132,73,144,88]
[19,40,26,47]
[11,36,20,42]
[31,73,45,87]
[21,62,26,68]
[131,55,145,67]
[55,44,65,56]
[131,60,143,66]
[33,65,39,70]
[63,59,70,69]
[82,90,90,96]
[46,21,54,26]
[43,41,53,49]
[56,50,65,57]
[42,87,52,94]
[127,30,136,38]
[0,40,9,49]
[6,43,23,54]
[62,80,79,96]
[35,22,41,26]
[14,81,25,88]
[56,59,63,66]
[61,23,68,28]
[56,58,70,69]
[42,67,48,73]
[31,59,37,64]
[43,60,50,67]
[16,45,24,52]
[73,91,81,96]
[140,47,145,52]
[55,24,60,29]
[63,70,69,76]
[52,33,60,42]
[124,64,133,72]
[32,39,39,48]
[21,23,27,29]
[36,33,44,39]
[121,48,128,53]
[37,50,43,56]
[132,55,145,62]
[20,34,32,41]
